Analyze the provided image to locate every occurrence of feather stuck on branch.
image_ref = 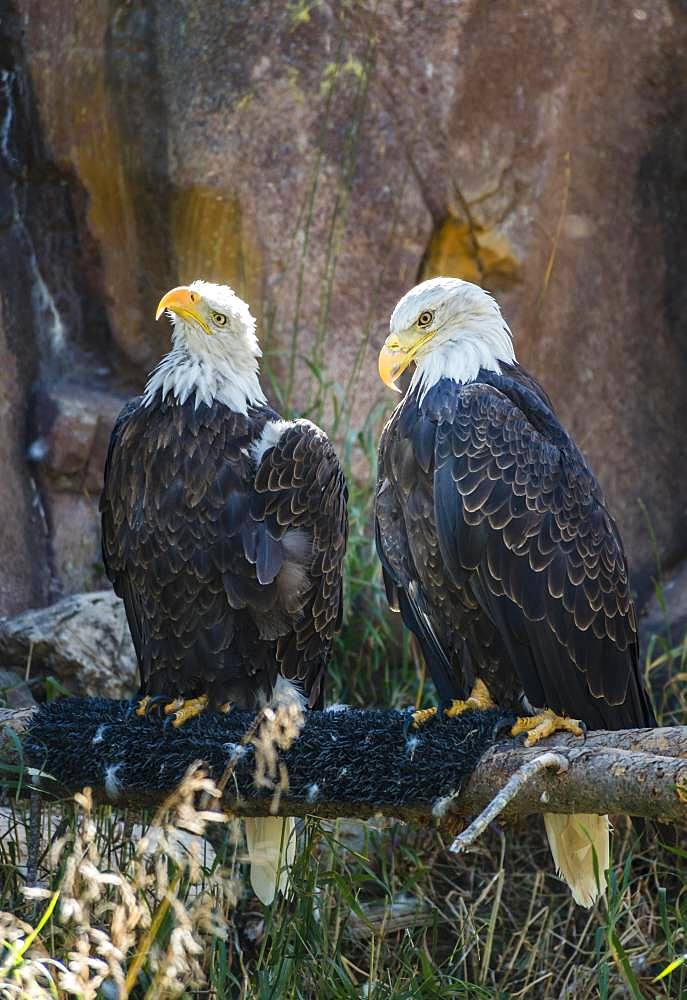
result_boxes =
[1,700,686,827]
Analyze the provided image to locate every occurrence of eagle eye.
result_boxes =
[212,311,227,326]
[417,310,434,328]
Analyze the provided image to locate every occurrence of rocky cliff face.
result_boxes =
[1,0,686,613]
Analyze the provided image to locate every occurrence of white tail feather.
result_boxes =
[245,816,296,905]
[544,812,609,907]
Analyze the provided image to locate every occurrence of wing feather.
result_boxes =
[251,421,348,706]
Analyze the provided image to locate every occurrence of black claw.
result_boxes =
[438,700,457,724]
[492,713,517,742]
[143,695,169,720]
[578,719,588,742]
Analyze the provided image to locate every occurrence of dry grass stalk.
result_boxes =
[0,766,240,998]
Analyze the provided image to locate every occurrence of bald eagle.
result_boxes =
[100,280,348,904]
[375,277,655,906]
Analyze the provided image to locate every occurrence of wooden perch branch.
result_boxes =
[1,705,686,826]
[460,727,687,824]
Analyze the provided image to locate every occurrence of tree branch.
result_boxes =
[2,702,686,826]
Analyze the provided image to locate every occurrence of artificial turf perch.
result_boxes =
[22,699,502,817]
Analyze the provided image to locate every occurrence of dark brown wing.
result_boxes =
[251,420,348,708]
[375,416,465,704]
[100,398,146,667]
[432,379,654,729]
[101,396,271,705]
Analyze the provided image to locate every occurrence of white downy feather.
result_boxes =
[244,815,296,905]
[543,812,609,907]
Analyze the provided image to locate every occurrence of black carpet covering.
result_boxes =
[23,699,507,809]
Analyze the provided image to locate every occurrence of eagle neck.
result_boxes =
[409,317,515,403]
[142,345,266,415]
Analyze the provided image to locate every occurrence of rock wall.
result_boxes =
[0,5,55,614]
[1,0,686,612]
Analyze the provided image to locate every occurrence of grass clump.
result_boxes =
[0,765,239,998]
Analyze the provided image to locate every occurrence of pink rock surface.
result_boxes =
[0,0,684,611]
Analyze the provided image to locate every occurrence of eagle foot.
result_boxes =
[164,695,209,728]
[444,679,494,718]
[510,709,585,747]
[410,706,438,729]
[410,679,495,730]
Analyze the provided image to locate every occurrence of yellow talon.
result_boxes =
[135,696,151,717]
[412,706,438,729]
[511,709,584,747]
[167,695,209,728]
[444,679,495,718]
[218,701,232,715]
[412,680,495,729]
[163,698,184,716]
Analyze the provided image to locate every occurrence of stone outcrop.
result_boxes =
[29,381,130,595]
[0,0,685,609]
[0,591,137,700]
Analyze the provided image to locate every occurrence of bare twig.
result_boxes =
[450,752,568,853]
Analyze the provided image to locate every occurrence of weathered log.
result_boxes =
[1,703,686,826]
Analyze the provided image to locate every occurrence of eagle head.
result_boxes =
[156,279,261,362]
[148,280,266,412]
[378,277,515,394]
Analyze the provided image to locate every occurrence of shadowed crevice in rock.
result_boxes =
[0,4,113,374]
[637,47,687,372]
[0,1,132,607]
[0,1,55,612]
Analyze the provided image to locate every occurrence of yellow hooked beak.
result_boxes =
[378,329,436,391]
[155,285,212,334]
